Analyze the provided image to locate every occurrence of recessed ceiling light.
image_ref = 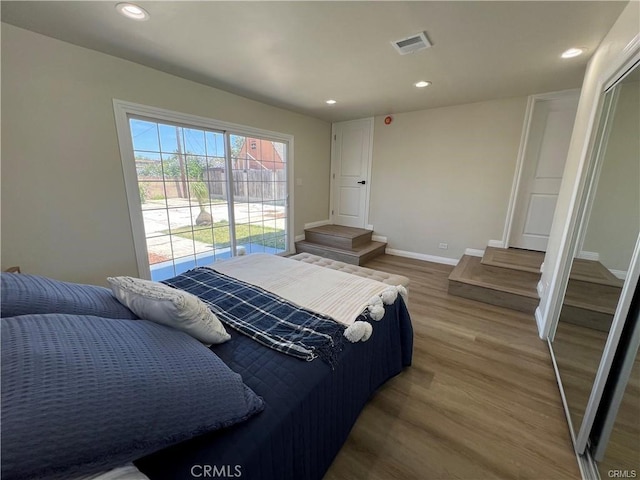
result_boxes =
[116,3,150,21]
[561,48,584,59]
[415,81,432,88]
[326,99,337,105]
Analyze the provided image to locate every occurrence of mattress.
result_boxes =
[135,296,413,480]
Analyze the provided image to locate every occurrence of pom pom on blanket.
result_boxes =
[344,321,372,343]
[368,304,385,321]
[368,295,383,307]
[396,285,408,301]
[381,287,398,305]
[361,322,373,341]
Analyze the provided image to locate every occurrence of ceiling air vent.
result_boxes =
[391,31,432,55]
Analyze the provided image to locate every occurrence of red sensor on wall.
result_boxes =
[384,116,393,125]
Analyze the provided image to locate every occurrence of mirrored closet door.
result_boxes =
[549,59,640,478]
[591,291,639,478]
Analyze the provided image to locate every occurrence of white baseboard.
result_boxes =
[534,306,545,339]
[294,234,305,242]
[537,280,544,299]
[304,219,331,229]
[609,269,627,280]
[366,224,374,231]
[488,240,505,248]
[386,248,458,266]
[372,234,387,243]
[577,251,600,261]
[464,248,485,257]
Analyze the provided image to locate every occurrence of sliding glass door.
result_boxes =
[230,134,288,255]
[115,102,291,281]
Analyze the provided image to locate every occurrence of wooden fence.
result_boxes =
[205,168,287,202]
[139,168,286,203]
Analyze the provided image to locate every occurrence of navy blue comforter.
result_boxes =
[136,297,413,480]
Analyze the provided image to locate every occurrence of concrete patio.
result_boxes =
[140,197,287,277]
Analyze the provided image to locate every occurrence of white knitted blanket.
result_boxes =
[212,253,391,328]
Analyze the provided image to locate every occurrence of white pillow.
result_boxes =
[107,276,230,345]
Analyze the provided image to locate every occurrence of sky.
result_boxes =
[130,118,227,160]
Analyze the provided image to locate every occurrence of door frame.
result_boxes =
[499,89,581,250]
[113,99,295,279]
[574,87,620,258]
[329,117,375,229]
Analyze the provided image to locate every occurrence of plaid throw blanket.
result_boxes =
[163,267,345,368]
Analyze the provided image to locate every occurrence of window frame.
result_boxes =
[113,99,295,279]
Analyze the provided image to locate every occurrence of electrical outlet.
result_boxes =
[438,243,448,250]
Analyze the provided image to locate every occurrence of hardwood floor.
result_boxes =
[324,254,580,480]
[553,322,609,433]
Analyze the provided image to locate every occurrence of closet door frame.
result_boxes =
[591,297,640,461]
[576,235,640,452]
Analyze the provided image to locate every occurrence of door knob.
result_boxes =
[357,180,366,185]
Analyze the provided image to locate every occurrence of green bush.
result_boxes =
[139,184,149,204]
[190,181,209,206]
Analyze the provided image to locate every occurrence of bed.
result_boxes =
[1,254,413,480]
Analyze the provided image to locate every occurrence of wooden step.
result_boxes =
[559,305,614,333]
[448,255,540,314]
[304,225,372,249]
[558,279,622,332]
[564,279,622,315]
[295,240,386,266]
[570,259,624,287]
[481,247,544,274]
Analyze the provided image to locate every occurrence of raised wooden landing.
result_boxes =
[449,246,623,325]
[560,279,623,332]
[295,240,386,265]
[304,224,372,249]
[571,258,624,287]
[448,255,540,314]
[561,259,623,331]
[481,246,544,273]
[565,280,622,315]
[295,225,386,266]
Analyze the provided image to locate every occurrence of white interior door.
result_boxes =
[331,118,373,228]
[510,92,579,251]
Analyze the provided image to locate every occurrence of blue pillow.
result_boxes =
[0,273,138,319]
[1,314,264,480]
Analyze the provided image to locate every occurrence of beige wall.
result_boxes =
[369,97,528,260]
[1,24,331,286]
[538,0,640,337]
[583,81,640,272]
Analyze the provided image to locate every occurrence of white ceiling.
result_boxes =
[1,1,628,122]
